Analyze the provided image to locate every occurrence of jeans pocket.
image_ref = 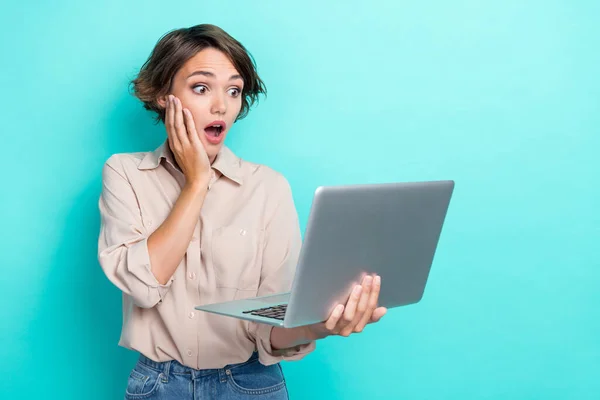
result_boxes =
[125,363,163,399]
[227,359,286,395]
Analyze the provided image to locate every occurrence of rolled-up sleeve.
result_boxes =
[248,173,316,365]
[97,155,173,309]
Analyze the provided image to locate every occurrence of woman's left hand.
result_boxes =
[305,274,387,340]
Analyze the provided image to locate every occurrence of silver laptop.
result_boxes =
[195,180,455,328]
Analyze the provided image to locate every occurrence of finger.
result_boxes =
[173,97,190,147]
[337,285,362,337]
[183,109,202,149]
[355,275,381,332]
[166,95,179,149]
[183,109,210,168]
[324,304,345,332]
[370,307,387,323]
[341,275,373,335]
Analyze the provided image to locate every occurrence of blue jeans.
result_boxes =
[124,352,289,399]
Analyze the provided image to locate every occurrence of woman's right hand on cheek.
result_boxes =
[165,95,211,187]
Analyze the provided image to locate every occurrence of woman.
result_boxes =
[98,24,387,399]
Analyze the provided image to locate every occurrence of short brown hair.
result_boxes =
[130,24,266,123]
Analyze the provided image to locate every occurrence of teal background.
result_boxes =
[1,0,598,398]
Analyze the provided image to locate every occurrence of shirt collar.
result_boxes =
[138,140,244,185]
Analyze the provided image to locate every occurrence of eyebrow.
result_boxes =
[186,70,242,81]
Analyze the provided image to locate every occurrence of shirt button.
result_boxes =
[187,350,193,357]
[189,272,196,280]
[188,311,195,319]
[239,229,247,236]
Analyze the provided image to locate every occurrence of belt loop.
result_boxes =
[218,368,228,383]
[162,360,171,383]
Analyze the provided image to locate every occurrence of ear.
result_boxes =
[157,95,168,109]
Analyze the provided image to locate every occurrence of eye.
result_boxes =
[228,87,241,97]
[192,84,208,94]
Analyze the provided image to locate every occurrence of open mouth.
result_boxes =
[204,121,226,137]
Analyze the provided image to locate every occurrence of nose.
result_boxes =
[210,92,227,115]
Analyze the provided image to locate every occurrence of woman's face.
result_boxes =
[159,48,244,163]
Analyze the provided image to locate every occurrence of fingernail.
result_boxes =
[375,276,381,285]
[354,285,362,295]
[365,276,373,286]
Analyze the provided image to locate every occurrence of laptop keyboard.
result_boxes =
[242,304,287,320]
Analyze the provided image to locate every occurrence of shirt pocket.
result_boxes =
[211,225,264,290]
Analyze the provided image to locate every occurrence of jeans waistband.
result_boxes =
[138,351,260,376]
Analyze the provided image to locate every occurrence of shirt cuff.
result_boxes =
[253,323,316,366]
[127,238,174,304]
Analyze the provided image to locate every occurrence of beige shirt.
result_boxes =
[97,141,315,369]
